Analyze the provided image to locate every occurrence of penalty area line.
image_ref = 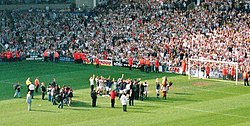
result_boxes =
[189,77,242,85]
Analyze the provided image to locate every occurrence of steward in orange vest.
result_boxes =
[15,50,20,61]
[76,51,82,64]
[155,58,160,73]
[181,60,187,75]
[231,67,235,80]
[222,66,228,80]
[73,51,77,63]
[81,52,86,63]
[1,51,5,62]
[54,51,59,63]
[44,50,48,62]
[95,57,100,68]
[145,58,150,73]
[205,65,210,79]
[128,57,133,70]
[6,51,13,62]
[139,57,145,72]
[243,71,249,86]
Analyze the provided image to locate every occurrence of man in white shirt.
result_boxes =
[29,82,35,99]
[89,74,95,91]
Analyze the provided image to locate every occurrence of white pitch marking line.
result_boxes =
[175,106,250,119]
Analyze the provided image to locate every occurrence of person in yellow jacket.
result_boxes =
[26,77,31,92]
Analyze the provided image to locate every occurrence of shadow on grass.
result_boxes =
[71,100,92,108]
[143,97,200,103]
[64,107,90,111]
[31,109,60,113]
[128,110,152,114]
[128,107,153,113]
[173,92,194,95]
[61,100,95,111]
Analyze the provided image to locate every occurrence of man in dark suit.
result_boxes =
[91,90,98,107]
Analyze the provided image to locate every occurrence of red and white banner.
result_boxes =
[93,60,113,66]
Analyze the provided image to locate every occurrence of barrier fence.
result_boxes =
[0,55,244,80]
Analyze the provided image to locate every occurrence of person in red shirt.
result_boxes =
[128,57,133,70]
[54,51,59,63]
[110,90,116,108]
[205,64,210,79]
[155,58,160,73]
[95,57,99,68]
[222,66,228,80]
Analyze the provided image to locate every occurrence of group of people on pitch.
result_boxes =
[14,77,74,111]
[89,74,173,112]
[46,80,74,109]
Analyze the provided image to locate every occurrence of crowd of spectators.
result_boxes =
[1,0,250,72]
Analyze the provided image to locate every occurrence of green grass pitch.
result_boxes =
[0,61,250,126]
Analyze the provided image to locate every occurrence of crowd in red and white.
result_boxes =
[1,0,250,75]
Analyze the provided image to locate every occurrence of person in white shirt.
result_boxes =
[29,82,35,99]
[143,81,149,99]
[51,87,57,105]
[120,93,128,112]
[26,91,32,111]
[47,85,52,101]
[89,74,95,91]
[98,77,104,94]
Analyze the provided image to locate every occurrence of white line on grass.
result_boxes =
[207,79,238,84]
[189,77,243,85]
[130,99,250,119]
[178,86,241,95]
[174,106,250,119]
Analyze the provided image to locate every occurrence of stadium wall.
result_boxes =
[0,4,71,10]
